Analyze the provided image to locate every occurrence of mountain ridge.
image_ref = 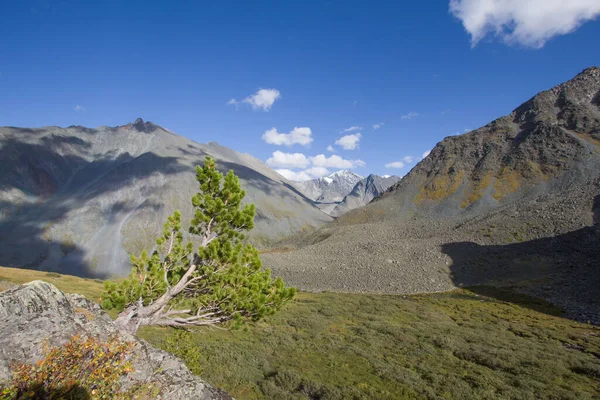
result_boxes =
[0,119,332,278]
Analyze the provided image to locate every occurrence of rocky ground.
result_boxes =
[264,179,600,324]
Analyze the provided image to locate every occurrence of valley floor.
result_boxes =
[1,266,598,400]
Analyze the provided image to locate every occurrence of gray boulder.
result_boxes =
[0,281,230,399]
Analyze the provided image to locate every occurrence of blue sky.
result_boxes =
[2,0,600,180]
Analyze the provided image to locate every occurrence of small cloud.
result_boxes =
[276,167,331,182]
[229,88,281,111]
[326,145,336,153]
[341,126,362,133]
[266,151,310,169]
[385,161,405,169]
[403,156,414,163]
[262,127,313,147]
[372,122,385,130]
[244,88,281,111]
[400,112,419,120]
[335,133,361,150]
[74,105,84,111]
[441,109,451,115]
[422,150,431,159]
[449,0,600,48]
[310,154,365,169]
[464,128,471,132]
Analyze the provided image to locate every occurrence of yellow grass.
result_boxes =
[0,266,105,302]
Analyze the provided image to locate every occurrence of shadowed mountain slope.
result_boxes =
[0,119,331,277]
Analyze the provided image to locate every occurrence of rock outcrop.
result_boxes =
[0,281,231,399]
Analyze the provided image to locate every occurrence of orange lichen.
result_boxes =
[492,167,522,200]
[575,132,600,151]
[460,172,493,208]
[415,170,465,204]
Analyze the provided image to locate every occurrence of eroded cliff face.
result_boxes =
[0,281,231,399]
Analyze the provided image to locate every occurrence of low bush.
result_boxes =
[0,335,134,400]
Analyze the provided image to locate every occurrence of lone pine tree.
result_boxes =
[101,156,296,334]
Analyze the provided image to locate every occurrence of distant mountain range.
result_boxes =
[0,119,332,277]
[330,174,400,217]
[293,171,400,215]
[295,170,363,203]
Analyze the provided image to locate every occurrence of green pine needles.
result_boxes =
[101,156,296,334]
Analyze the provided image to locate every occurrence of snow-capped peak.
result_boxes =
[328,170,363,180]
[322,176,333,183]
[382,175,391,178]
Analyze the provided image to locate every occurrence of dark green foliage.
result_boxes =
[101,156,295,331]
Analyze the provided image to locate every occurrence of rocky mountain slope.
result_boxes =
[383,66,600,217]
[330,174,400,217]
[0,281,230,399]
[294,170,363,214]
[0,119,331,278]
[263,67,600,323]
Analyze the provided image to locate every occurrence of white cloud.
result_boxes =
[276,167,330,181]
[74,105,84,111]
[244,88,281,111]
[400,112,419,120]
[326,145,336,153]
[270,151,365,182]
[385,161,405,169]
[422,150,431,159]
[403,156,414,163]
[229,88,281,111]
[304,167,330,178]
[372,122,385,130]
[310,154,366,169]
[262,127,313,147]
[335,133,361,150]
[341,126,362,133]
[227,98,239,109]
[450,0,600,48]
[266,151,310,169]
[276,169,312,181]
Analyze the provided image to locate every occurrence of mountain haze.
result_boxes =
[0,119,332,278]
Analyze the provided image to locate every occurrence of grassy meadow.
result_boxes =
[1,266,599,399]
